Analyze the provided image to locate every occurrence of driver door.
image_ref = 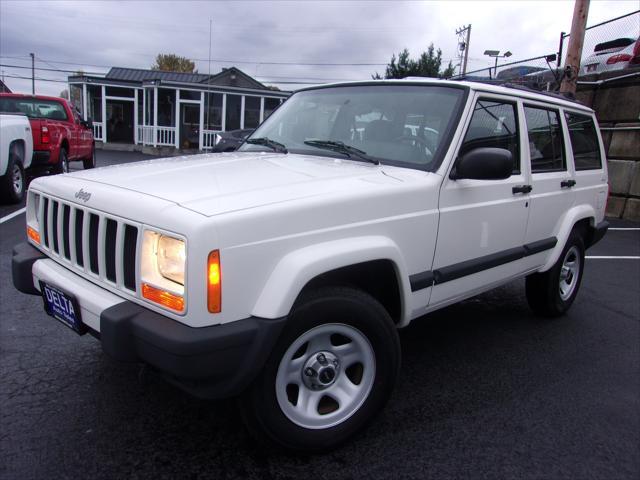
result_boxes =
[429,94,531,306]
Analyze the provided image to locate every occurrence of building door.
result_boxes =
[180,103,201,149]
[106,100,134,143]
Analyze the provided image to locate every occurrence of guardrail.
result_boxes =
[201,130,221,149]
[92,122,104,142]
[137,126,176,146]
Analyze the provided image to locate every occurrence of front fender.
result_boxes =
[251,236,411,321]
[539,204,596,272]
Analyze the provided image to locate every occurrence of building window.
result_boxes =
[524,106,565,172]
[87,84,102,122]
[69,85,83,117]
[105,86,134,98]
[144,89,154,126]
[244,96,261,129]
[264,97,281,120]
[204,92,223,131]
[226,94,241,131]
[157,88,176,127]
[180,89,200,101]
[565,112,602,170]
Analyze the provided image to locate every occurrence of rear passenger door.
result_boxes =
[430,95,530,306]
[521,103,575,266]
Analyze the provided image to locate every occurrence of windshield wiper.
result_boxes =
[303,140,379,165]
[245,137,288,153]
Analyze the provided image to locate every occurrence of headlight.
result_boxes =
[140,229,186,313]
[157,235,186,285]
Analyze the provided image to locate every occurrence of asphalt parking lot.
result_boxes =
[1,150,638,479]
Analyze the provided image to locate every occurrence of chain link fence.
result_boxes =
[451,10,639,91]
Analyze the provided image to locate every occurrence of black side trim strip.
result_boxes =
[409,271,434,292]
[434,246,525,284]
[524,237,557,256]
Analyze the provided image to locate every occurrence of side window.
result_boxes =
[460,99,520,173]
[524,106,565,172]
[565,112,602,170]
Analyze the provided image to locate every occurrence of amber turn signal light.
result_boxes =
[27,226,40,244]
[207,250,221,313]
[142,283,185,312]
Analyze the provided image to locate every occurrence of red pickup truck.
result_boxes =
[0,93,95,173]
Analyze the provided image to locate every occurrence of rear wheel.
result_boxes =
[83,145,96,169]
[54,148,69,174]
[526,230,585,317]
[0,145,25,204]
[239,287,400,451]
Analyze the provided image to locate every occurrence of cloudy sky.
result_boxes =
[1,0,638,96]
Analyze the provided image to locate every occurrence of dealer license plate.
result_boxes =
[40,282,86,334]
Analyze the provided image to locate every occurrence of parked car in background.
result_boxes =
[496,66,546,81]
[0,94,95,174]
[581,37,640,75]
[212,128,254,152]
[0,112,33,203]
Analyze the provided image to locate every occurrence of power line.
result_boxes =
[1,74,68,84]
[0,63,106,76]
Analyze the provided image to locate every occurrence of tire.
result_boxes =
[54,148,69,174]
[0,146,25,204]
[239,286,401,452]
[83,145,96,169]
[526,230,585,317]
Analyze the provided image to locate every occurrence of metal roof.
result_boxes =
[105,67,211,84]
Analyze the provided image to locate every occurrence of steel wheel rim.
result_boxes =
[275,323,376,430]
[11,164,22,194]
[62,157,69,173]
[559,245,580,301]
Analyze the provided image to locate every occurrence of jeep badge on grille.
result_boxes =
[75,189,91,202]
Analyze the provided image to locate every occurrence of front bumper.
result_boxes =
[12,242,286,399]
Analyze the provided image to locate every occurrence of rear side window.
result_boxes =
[0,97,68,121]
[524,106,565,172]
[460,99,520,173]
[565,112,602,170]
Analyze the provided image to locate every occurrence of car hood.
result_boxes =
[66,152,399,217]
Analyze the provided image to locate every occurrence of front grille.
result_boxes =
[35,193,140,294]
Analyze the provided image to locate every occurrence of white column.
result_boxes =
[260,97,265,124]
[153,86,158,147]
[82,83,88,120]
[175,89,180,149]
[221,94,227,132]
[142,89,146,126]
[134,89,139,145]
[199,91,205,150]
[101,85,106,143]
[240,95,245,130]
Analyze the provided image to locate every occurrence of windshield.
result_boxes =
[0,97,68,121]
[238,84,465,170]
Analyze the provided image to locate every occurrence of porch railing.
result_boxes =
[202,130,222,149]
[137,126,176,146]
[92,122,104,142]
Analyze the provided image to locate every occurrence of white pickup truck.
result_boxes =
[1,113,33,203]
[12,80,609,450]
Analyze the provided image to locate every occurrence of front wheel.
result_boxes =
[526,231,585,317]
[239,287,400,451]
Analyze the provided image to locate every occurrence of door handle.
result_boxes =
[512,184,533,194]
[561,179,576,188]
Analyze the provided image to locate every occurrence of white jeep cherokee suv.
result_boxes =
[12,80,609,450]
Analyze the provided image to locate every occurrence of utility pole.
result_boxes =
[560,0,590,95]
[30,52,35,94]
[455,25,472,75]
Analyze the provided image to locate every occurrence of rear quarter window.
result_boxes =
[565,112,602,170]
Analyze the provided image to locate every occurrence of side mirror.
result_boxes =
[450,147,513,180]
